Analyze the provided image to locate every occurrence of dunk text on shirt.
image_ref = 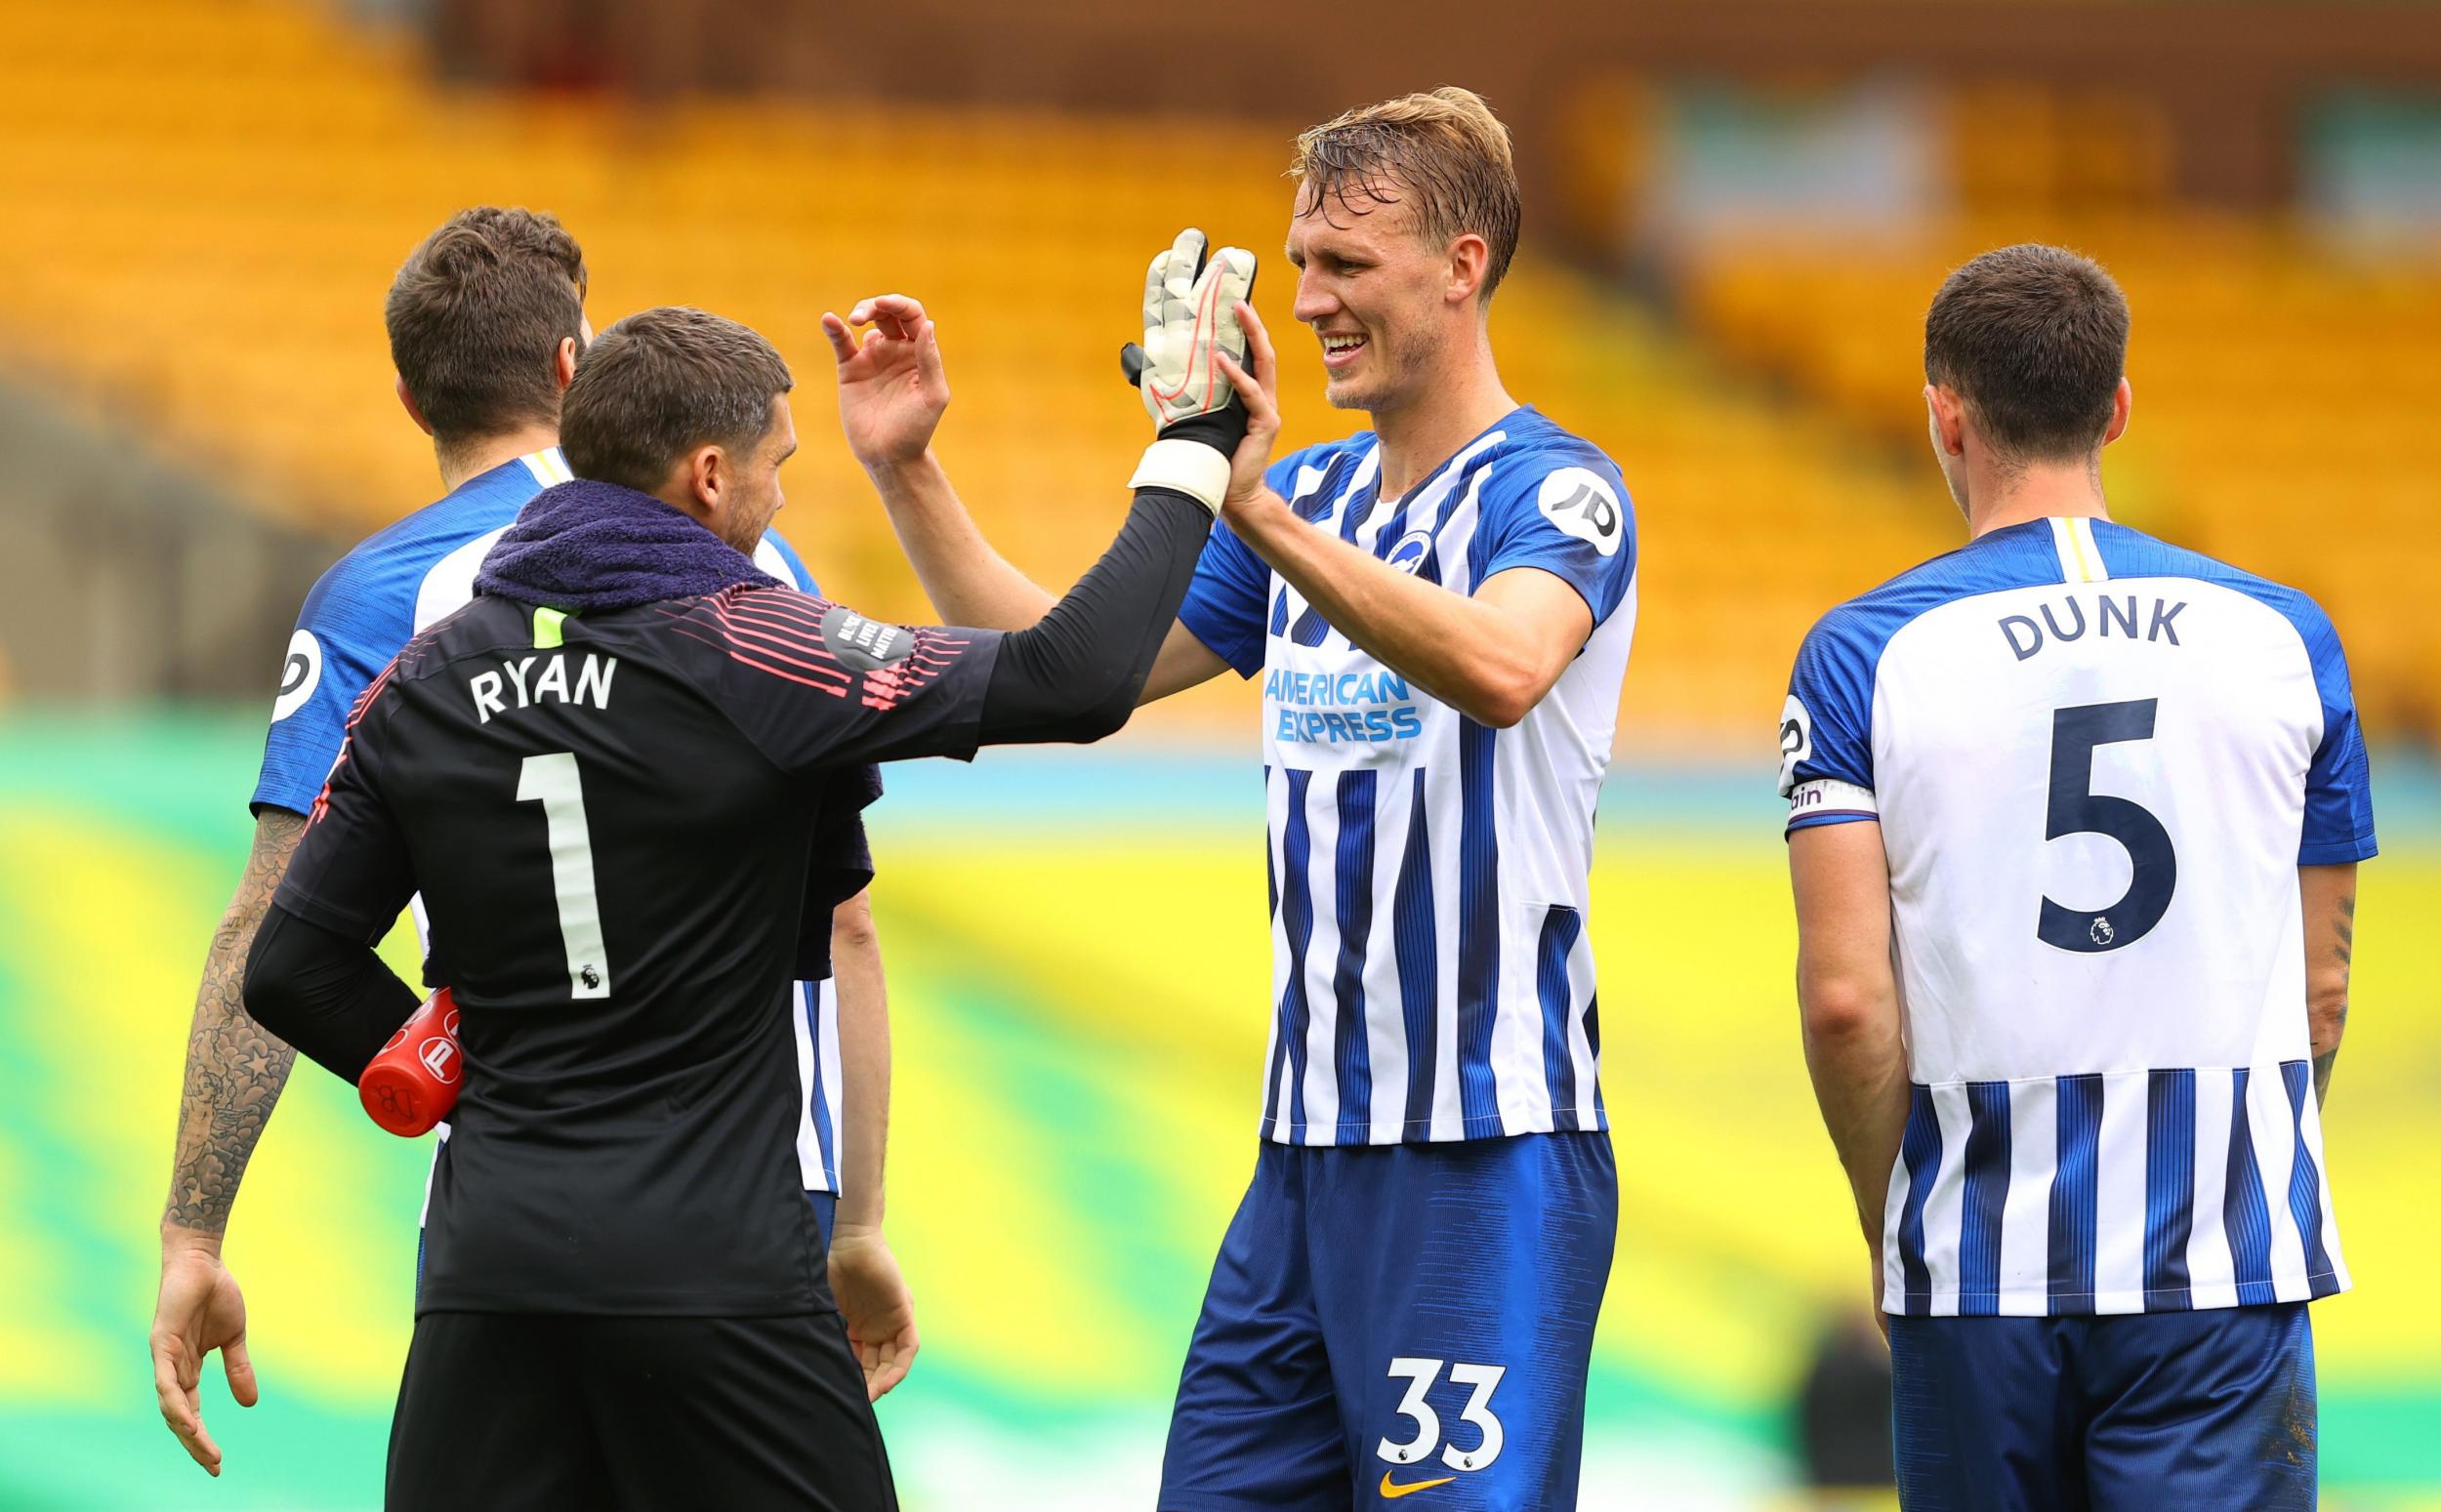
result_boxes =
[1780,515,2376,1319]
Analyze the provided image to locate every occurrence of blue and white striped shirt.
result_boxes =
[1781,517,2376,1315]
[1180,408,1638,1145]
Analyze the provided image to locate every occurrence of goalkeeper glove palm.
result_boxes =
[1124,226,1258,514]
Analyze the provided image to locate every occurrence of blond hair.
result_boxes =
[1289,86,1522,302]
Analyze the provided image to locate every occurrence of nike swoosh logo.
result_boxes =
[1380,1471,1458,1498]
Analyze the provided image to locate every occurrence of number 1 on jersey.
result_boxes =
[517,751,613,1000]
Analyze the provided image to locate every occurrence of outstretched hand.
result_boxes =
[822,295,950,471]
[1125,227,1260,434]
[151,1243,257,1476]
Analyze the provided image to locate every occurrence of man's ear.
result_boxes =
[1924,384,1968,458]
[685,444,725,511]
[2101,376,2132,447]
[1445,233,1490,308]
[555,337,580,391]
[395,376,434,437]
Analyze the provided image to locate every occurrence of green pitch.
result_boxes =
[1,713,2434,1509]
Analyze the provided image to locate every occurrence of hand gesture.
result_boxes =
[1214,298,1283,514]
[822,295,950,471]
[827,1224,919,1401]
[151,1244,257,1475]
[1122,227,1259,433]
[1119,228,1261,514]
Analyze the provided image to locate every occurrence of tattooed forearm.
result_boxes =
[2302,873,2355,1110]
[2322,898,2351,1107]
[163,810,307,1238]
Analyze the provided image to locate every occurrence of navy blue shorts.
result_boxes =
[1158,1132,1616,1512]
[1890,1303,2317,1512]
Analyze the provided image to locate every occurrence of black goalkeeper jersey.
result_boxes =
[275,585,1003,1315]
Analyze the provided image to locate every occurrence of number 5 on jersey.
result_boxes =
[517,751,612,1000]
[2040,698,2177,954]
[1378,1357,1507,1474]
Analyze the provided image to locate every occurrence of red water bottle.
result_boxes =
[360,988,461,1136]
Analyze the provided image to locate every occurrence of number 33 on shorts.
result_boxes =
[1377,1357,1508,1480]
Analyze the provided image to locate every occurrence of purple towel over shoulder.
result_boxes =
[476,478,782,612]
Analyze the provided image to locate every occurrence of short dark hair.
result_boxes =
[560,307,794,494]
[1924,243,2129,465]
[386,207,588,444]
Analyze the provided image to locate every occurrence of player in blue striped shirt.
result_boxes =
[150,209,916,1477]
[1784,245,2370,1509]
[831,88,1631,1510]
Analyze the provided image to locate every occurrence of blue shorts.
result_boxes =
[1159,1132,1617,1512]
[1890,1303,2317,1512]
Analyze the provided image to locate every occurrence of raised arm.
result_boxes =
[822,248,1244,705]
[693,457,1229,765]
[2300,863,2356,1105]
[683,492,1214,769]
[1789,820,1911,1325]
[841,433,1227,704]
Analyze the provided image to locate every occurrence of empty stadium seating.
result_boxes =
[1680,211,2441,742]
[1,0,2425,749]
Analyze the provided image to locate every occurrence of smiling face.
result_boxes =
[1281,90,1522,421]
[1287,185,1461,417]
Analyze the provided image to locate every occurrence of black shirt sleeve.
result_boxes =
[792,766,881,981]
[273,674,418,944]
[687,488,1211,774]
[679,588,1007,773]
[975,489,1210,744]
[244,903,421,1083]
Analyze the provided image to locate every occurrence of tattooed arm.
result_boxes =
[165,810,306,1233]
[151,808,305,1475]
[2301,864,2356,1107]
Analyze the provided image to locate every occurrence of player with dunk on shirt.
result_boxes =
[1782,244,2372,1510]
[148,208,915,1478]
[828,87,1632,1511]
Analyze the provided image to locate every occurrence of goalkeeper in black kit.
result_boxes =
[241,239,1260,1511]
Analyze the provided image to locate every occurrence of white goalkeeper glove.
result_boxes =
[1122,226,1258,515]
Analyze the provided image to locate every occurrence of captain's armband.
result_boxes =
[1786,779,1878,834]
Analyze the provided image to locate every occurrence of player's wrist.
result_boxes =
[1157,403,1250,460]
[1220,482,1289,532]
[1132,439,1231,516]
[161,1222,226,1261]
[860,448,943,492]
[829,1219,890,1252]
